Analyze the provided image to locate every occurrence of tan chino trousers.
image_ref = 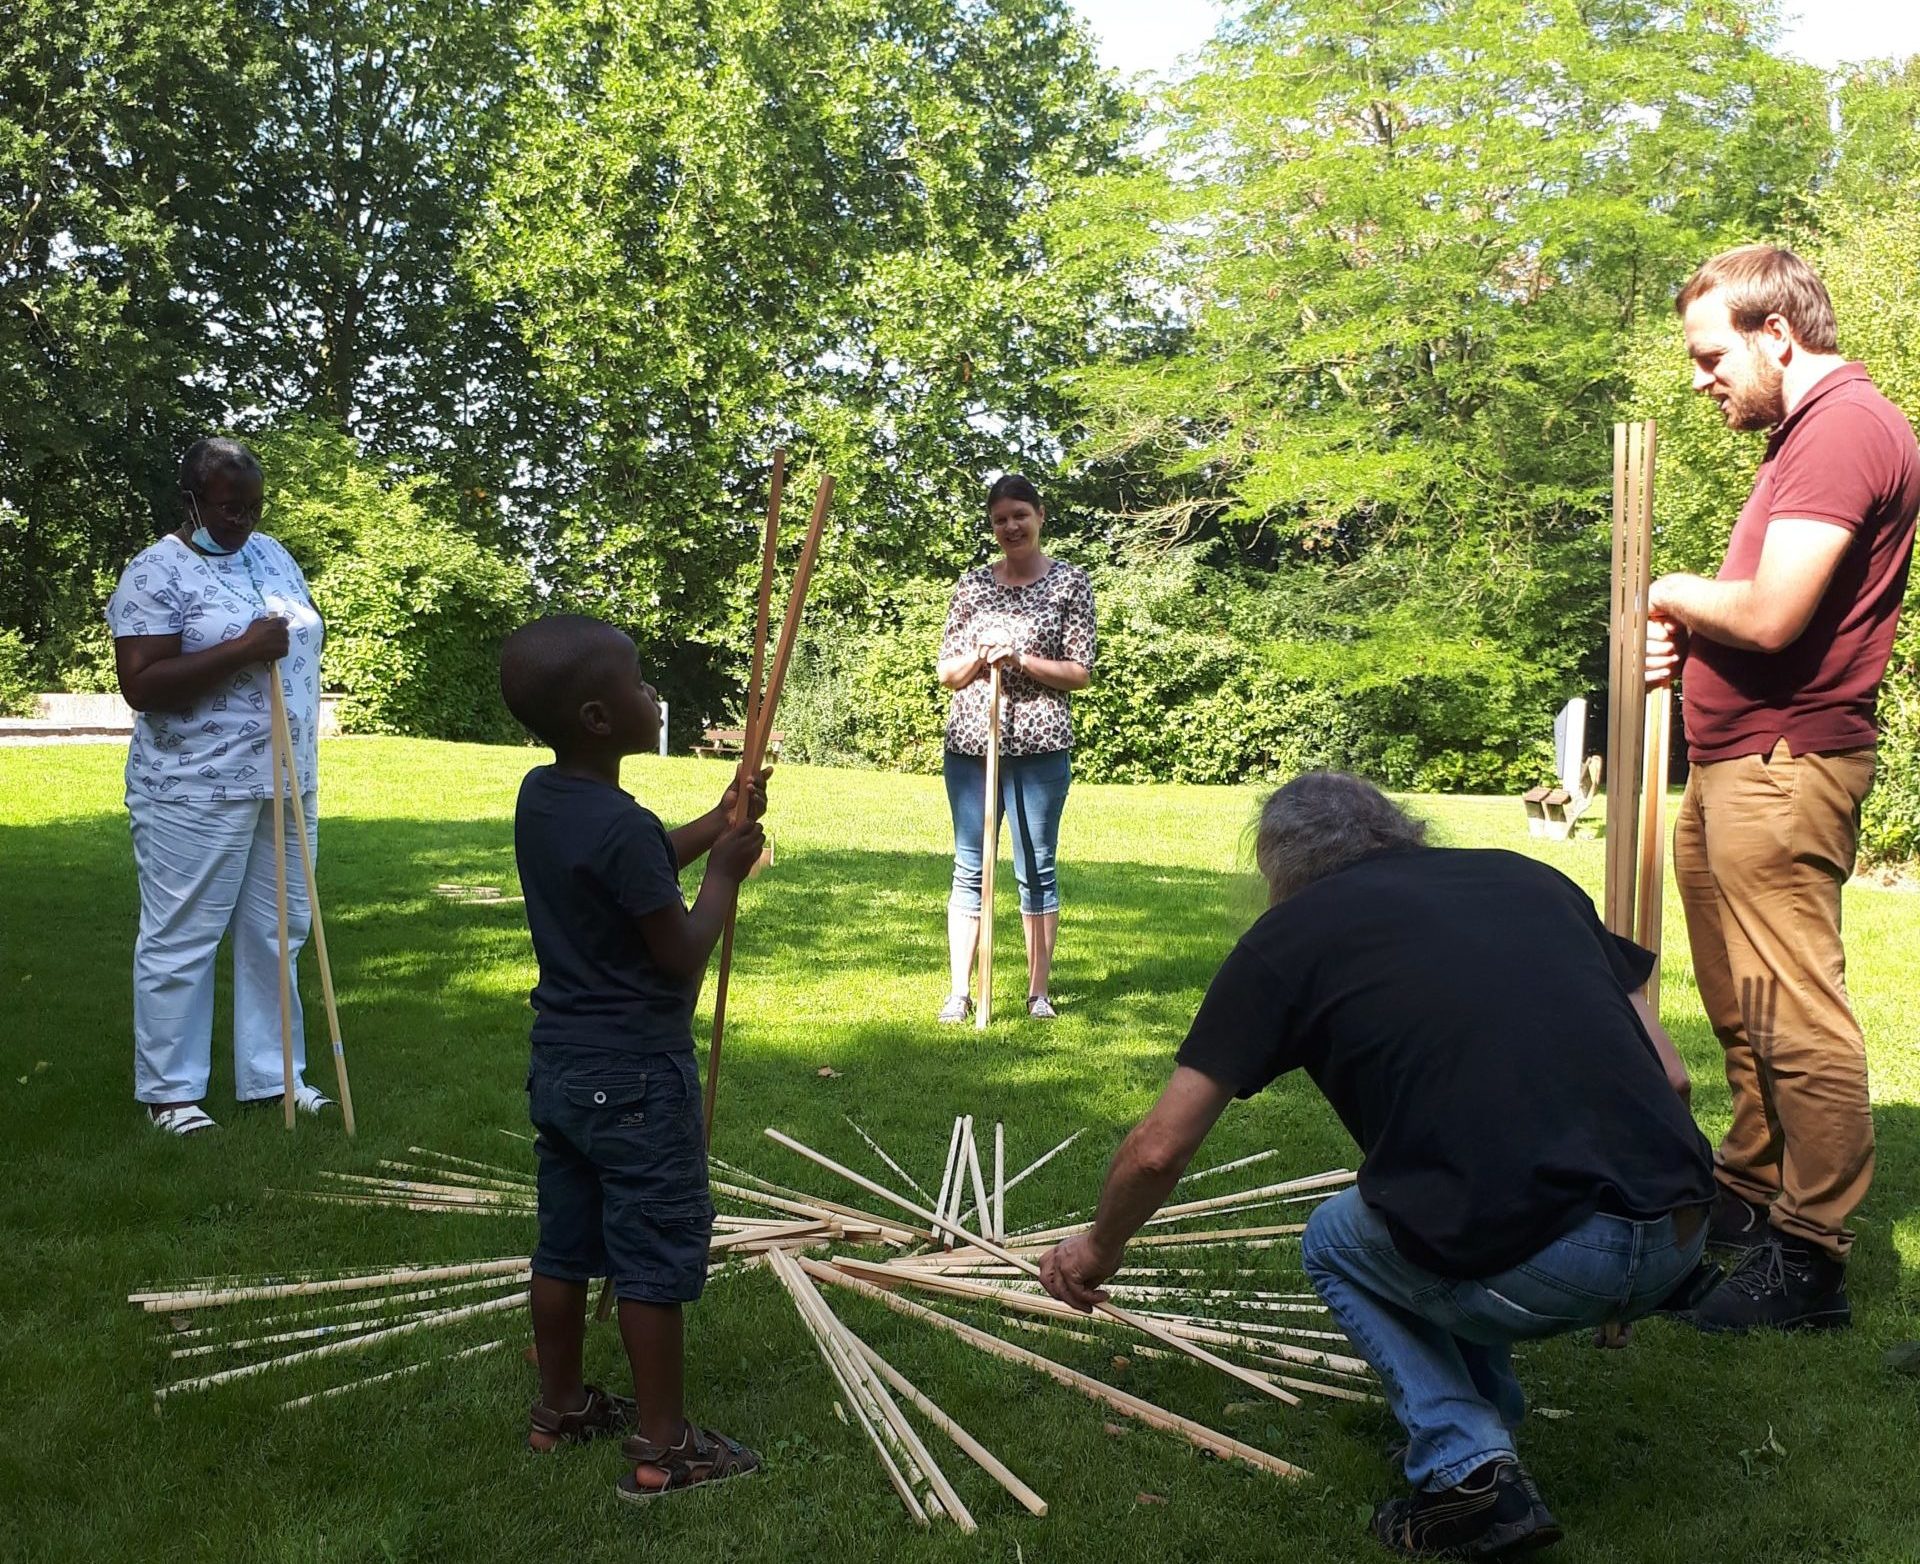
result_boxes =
[1672,739,1877,1260]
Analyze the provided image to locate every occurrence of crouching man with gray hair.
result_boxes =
[1038,773,1716,1559]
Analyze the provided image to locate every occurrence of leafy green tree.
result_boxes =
[473,0,1134,720]
[0,0,268,659]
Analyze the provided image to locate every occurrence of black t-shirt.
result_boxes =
[1175,847,1713,1279]
[514,768,696,1053]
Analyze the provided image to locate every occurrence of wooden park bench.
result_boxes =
[694,726,784,760]
[1522,754,1603,841]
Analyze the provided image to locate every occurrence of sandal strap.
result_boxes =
[150,1105,217,1135]
[529,1384,636,1443]
[622,1423,760,1490]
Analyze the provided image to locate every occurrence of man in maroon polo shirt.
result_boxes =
[1646,244,1919,1333]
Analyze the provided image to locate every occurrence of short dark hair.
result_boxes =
[1675,244,1839,353]
[179,436,263,496]
[987,472,1043,514]
[1255,772,1428,903]
[498,615,634,750]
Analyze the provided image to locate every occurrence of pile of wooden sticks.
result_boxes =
[144,1122,1372,1525]
[751,1121,1373,1523]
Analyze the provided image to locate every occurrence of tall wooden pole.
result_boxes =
[703,452,785,1150]
[975,666,1003,1030]
[270,669,355,1134]
[268,667,295,1130]
[703,471,833,1143]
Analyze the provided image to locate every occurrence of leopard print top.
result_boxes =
[939,560,1097,757]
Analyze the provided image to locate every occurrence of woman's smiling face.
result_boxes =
[989,496,1044,557]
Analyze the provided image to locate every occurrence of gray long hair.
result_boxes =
[1254,772,1428,904]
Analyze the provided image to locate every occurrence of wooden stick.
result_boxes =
[805,1259,1308,1480]
[702,455,786,1154]
[932,1118,963,1238]
[269,670,355,1134]
[376,1160,532,1195]
[1637,687,1674,1008]
[765,1128,1300,1407]
[710,1160,922,1240]
[976,665,1003,1029]
[1014,1169,1352,1247]
[406,1146,530,1183]
[267,669,295,1130]
[135,1256,530,1312]
[993,1122,1005,1244]
[848,1330,1048,1517]
[765,1250,928,1525]
[279,1338,507,1411]
[1178,1149,1279,1187]
[781,1251,977,1531]
[157,1287,527,1400]
[166,1270,531,1338]
[705,470,832,1144]
[1002,1128,1082,1198]
[965,1120,993,1245]
[844,1116,934,1204]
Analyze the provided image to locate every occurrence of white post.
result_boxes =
[658,701,669,758]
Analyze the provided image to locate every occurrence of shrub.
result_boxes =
[321,515,533,744]
[777,555,1563,793]
[0,628,36,716]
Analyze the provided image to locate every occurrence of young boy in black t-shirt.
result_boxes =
[499,614,768,1501]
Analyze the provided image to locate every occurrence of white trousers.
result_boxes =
[128,792,319,1104]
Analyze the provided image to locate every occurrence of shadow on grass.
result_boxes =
[5,808,1920,1564]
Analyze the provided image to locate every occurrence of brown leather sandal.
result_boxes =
[526,1384,637,1452]
[616,1422,762,1501]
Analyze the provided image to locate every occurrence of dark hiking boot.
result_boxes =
[1370,1456,1563,1558]
[1686,1235,1851,1334]
[1705,1188,1772,1254]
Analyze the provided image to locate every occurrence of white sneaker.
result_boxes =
[149,1103,219,1136]
[292,1084,336,1116]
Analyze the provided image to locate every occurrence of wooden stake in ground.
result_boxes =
[1637,687,1674,1008]
[704,469,833,1144]
[269,670,356,1134]
[992,1121,1005,1244]
[765,1127,1300,1407]
[267,671,295,1131]
[975,664,1004,1029]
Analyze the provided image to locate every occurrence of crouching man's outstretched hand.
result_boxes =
[1040,1234,1119,1313]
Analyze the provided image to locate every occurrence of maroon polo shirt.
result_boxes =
[1683,363,1920,764]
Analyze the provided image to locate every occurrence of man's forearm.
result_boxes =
[1650,573,1772,651]
[1086,1128,1190,1259]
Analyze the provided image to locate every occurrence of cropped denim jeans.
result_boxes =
[1301,1187,1705,1491]
[943,747,1071,916]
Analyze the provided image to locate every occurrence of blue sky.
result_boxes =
[1071,0,1920,80]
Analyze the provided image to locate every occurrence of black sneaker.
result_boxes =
[1370,1457,1563,1558]
[1705,1188,1771,1254]
[1686,1235,1850,1334]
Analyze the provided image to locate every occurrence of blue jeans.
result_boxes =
[1301,1187,1705,1491]
[943,747,1071,916]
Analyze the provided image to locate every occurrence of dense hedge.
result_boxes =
[778,556,1561,795]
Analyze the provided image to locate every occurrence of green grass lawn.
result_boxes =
[2,738,1917,1563]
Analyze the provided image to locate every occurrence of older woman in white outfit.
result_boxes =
[108,437,333,1134]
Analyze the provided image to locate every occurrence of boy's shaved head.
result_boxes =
[499,615,635,749]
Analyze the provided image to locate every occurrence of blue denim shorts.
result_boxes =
[528,1047,714,1304]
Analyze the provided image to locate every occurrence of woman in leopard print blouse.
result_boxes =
[935,474,1097,1022]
